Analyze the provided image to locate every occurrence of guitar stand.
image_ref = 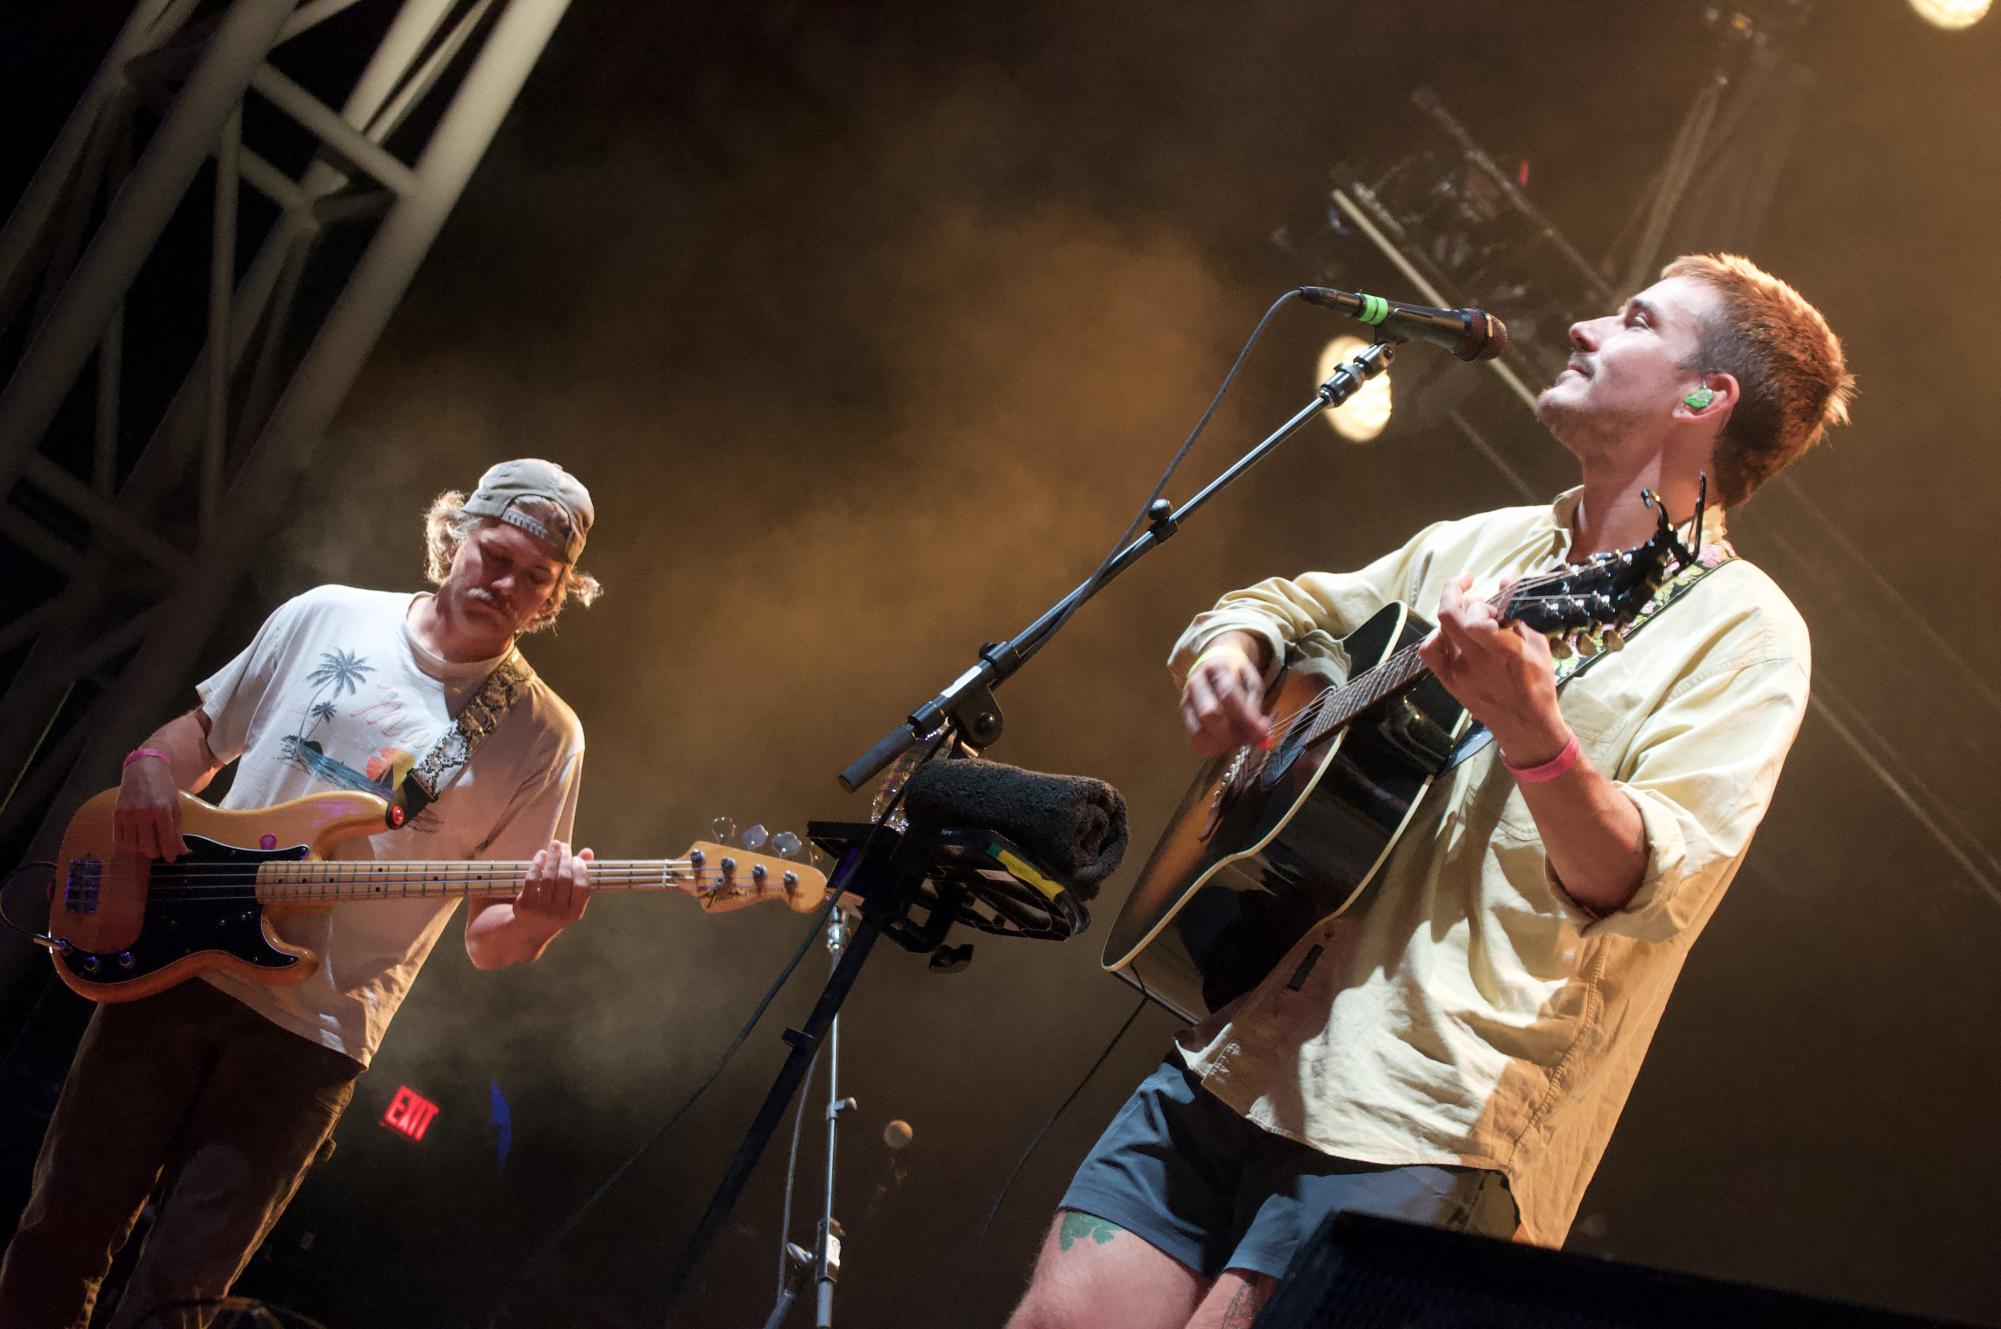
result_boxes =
[649,820,1087,1326]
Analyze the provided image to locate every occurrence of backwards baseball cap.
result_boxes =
[462,458,593,563]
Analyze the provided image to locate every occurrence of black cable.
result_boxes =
[481,897,835,1328]
[774,1045,821,1299]
[129,1295,329,1328]
[977,991,1149,1242]
[485,732,948,1328]
[1028,290,1304,657]
[653,731,955,1325]
[0,861,59,945]
[965,298,1305,1242]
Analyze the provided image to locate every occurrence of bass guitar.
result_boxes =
[44,788,827,1003]
[1102,513,1689,1021]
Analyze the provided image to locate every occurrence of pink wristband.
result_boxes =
[1503,732,1581,784]
[123,747,171,770]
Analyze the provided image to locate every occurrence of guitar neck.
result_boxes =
[1303,583,1538,745]
[255,858,728,904]
[1305,641,1431,745]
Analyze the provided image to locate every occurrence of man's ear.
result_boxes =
[1675,371,1740,422]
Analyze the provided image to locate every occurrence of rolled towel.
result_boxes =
[900,758,1127,898]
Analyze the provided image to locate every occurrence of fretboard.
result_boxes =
[254,859,741,904]
[1299,642,1430,748]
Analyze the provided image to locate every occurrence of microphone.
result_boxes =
[1298,287,1508,362]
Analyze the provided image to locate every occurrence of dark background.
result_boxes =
[5,2,2001,1326]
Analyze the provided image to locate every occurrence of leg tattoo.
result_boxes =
[1056,1211,1124,1252]
[1218,1282,1266,1329]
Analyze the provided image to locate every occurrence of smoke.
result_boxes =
[269,37,1275,1305]
[205,4,2001,1326]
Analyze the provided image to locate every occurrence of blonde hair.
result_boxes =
[1662,254,1855,506]
[423,489,603,633]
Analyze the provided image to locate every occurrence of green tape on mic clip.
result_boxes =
[1359,294,1390,325]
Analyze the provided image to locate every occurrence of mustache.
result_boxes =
[466,586,513,614]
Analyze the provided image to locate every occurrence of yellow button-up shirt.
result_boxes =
[1166,489,1808,1246]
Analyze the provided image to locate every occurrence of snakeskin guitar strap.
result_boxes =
[384,649,537,828]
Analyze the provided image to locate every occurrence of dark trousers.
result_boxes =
[0,980,360,1329]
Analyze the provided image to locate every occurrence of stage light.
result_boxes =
[1909,0,1990,28]
[1318,336,1393,442]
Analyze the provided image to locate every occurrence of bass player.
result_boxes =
[0,459,602,1328]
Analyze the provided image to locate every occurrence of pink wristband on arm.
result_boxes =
[123,747,171,770]
[1503,732,1581,784]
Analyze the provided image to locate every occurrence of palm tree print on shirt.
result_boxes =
[299,650,373,740]
[279,648,437,830]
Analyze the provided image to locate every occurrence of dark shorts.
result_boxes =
[1060,1053,1519,1280]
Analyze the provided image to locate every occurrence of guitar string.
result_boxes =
[1233,566,1672,788]
[62,885,803,907]
[57,864,816,905]
[95,862,708,884]
[1253,580,1659,746]
[1243,553,1663,737]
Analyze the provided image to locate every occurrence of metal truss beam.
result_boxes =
[0,0,572,907]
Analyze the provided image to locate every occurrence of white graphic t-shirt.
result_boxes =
[194,585,584,1066]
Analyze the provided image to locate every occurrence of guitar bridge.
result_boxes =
[62,857,102,915]
[1198,750,1251,842]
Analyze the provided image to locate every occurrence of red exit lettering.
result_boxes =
[381,1085,440,1142]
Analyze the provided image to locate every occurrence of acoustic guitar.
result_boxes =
[1102,517,1689,1021]
[44,788,827,1002]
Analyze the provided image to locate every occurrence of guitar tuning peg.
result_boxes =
[710,816,737,842]
[1601,628,1625,652]
[1549,636,1575,660]
[741,823,769,851]
[771,830,803,860]
[1576,634,1601,658]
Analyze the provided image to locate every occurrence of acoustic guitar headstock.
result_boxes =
[1502,481,1702,659]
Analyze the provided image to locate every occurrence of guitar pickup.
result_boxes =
[62,857,102,915]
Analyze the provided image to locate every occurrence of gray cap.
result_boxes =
[462,458,593,562]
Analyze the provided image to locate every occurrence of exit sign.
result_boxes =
[381,1085,440,1142]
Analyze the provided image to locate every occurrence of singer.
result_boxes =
[1006,255,1854,1329]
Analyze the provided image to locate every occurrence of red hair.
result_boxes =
[1662,254,1855,506]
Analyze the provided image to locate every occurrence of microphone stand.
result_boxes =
[652,337,1397,1325]
[760,909,855,1329]
[838,338,1398,791]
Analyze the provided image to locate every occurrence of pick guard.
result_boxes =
[55,835,309,994]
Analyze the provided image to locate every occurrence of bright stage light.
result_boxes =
[1909,0,1991,28]
[1317,336,1392,442]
